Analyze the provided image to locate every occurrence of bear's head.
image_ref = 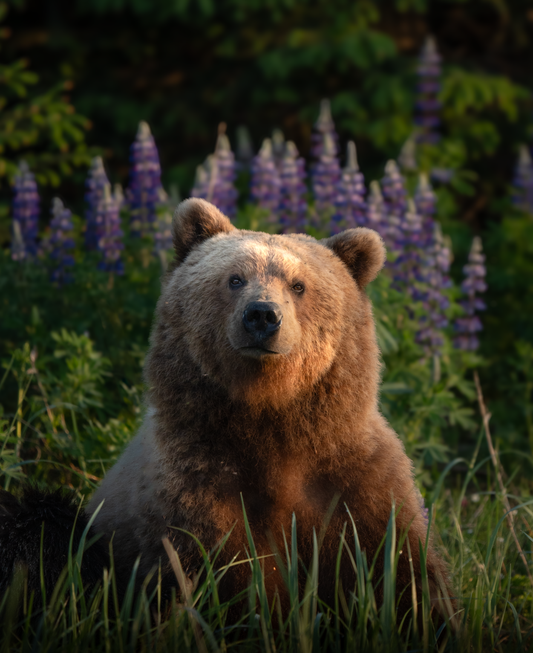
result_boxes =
[152,198,386,410]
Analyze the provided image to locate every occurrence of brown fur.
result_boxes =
[88,198,453,619]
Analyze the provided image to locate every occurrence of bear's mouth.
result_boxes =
[239,346,281,358]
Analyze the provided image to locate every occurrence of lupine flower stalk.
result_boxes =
[454,236,487,351]
[41,198,75,284]
[127,121,162,237]
[85,156,110,250]
[236,125,254,169]
[279,141,307,233]
[415,36,442,144]
[311,99,338,160]
[250,138,281,221]
[204,128,238,219]
[415,172,437,246]
[366,181,387,239]
[191,164,209,200]
[381,160,406,249]
[398,135,417,172]
[416,224,451,362]
[154,187,174,270]
[12,161,39,260]
[312,132,341,216]
[332,141,366,233]
[97,183,124,275]
[393,198,424,291]
[512,145,533,214]
[272,129,285,170]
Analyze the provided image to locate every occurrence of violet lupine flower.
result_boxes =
[127,121,162,237]
[97,183,124,275]
[250,138,281,221]
[12,161,39,260]
[454,236,487,351]
[153,187,174,270]
[236,125,254,169]
[415,36,442,144]
[272,129,285,170]
[381,160,406,249]
[415,172,437,247]
[366,181,387,239]
[398,135,417,172]
[311,99,339,160]
[332,141,366,233]
[191,164,209,200]
[312,132,341,216]
[279,141,307,233]
[206,131,238,219]
[512,145,533,214]
[393,198,424,291]
[416,224,451,357]
[85,156,110,250]
[47,198,75,285]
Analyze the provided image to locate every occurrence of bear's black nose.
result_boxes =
[242,302,283,338]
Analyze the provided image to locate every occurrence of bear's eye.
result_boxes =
[229,275,244,288]
[292,282,305,293]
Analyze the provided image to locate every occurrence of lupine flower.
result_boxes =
[415,36,442,144]
[312,132,341,216]
[85,156,110,250]
[127,121,162,237]
[512,145,533,214]
[332,141,366,233]
[279,141,307,233]
[366,181,387,239]
[416,224,451,358]
[113,183,125,208]
[236,125,254,168]
[311,99,339,160]
[153,187,174,270]
[393,198,424,290]
[47,198,75,285]
[398,134,417,172]
[381,160,406,249]
[454,236,487,351]
[12,161,39,260]
[97,183,124,275]
[272,128,285,170]
[415,172,436,246]
[205,129,238,219]
[191,164,209,200]
[250,138,281,221]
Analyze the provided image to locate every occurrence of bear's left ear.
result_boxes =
[322,228,386,287]
[172,198,235,264]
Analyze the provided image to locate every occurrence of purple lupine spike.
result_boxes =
[154,186,174,270]
[416,224,451,359]
[398,135,417,172]
[454,236,487,351]
[97,183,124,275]
[393,198,424,290]
[311,99,339,160]
[250,138,281,221]
[113,183,125,209]
[207,129,238,219]
[85,156,110,250]
[279,141,307,233]
[366,181,387,239]
[332,141,367,234]
[312,132,341,218]
[191,164,209,200]
[415,36,442,144]
[512,145,533,214]
[415,172,437,247]
[272,129,285,170]
[127,121,162,237]
[12,161,40,259]
[47,198,75,285]
[381,160,406,249]
[236,125,254,169]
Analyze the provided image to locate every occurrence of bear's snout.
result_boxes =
[242,301,282,343]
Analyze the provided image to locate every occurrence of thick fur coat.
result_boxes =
[87,198,452,614]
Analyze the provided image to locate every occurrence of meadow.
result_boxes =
[1,3,533,649]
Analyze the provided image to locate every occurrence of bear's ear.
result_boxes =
[322,228,386,287]
[172,198,235,263]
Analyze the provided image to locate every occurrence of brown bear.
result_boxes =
[87,197,452,619]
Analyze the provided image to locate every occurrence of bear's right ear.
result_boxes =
[172,198,235,264]
[322,227,386,287]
